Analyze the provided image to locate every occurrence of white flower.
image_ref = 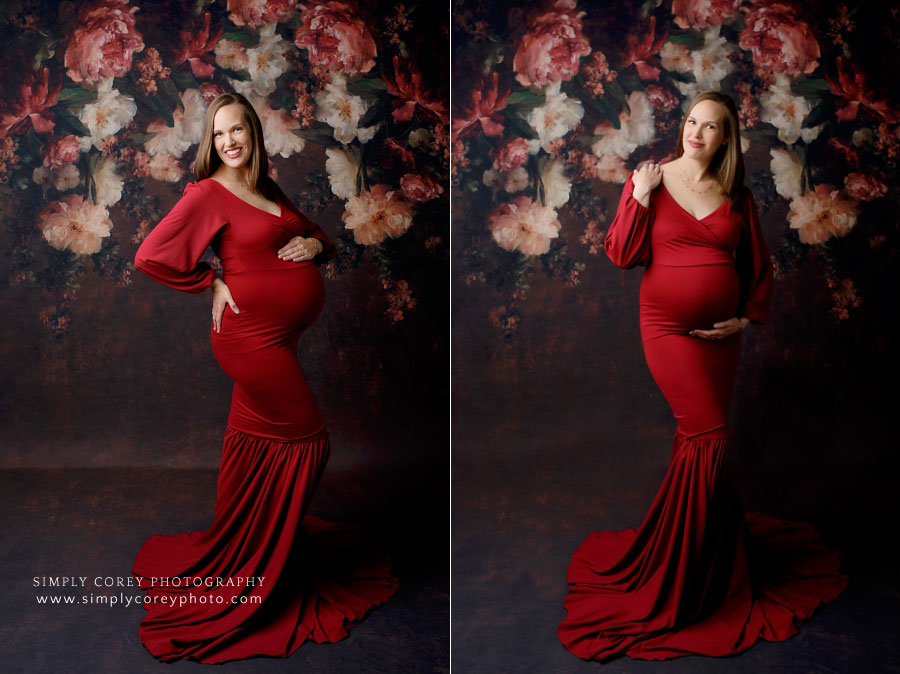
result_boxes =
[33,164,81,191]
[594,154,629,184]
[504,166,530,193]
[215,39,249,71]
[232,24,291,97]
[690,28,735,90]
[851,128,874,147]
[592,91,655,159]
[148,154,185,183]
[325,146,360,199]
[92,156,123,207]
[769,147,803,200]
[660,41,693,73]
[144,89,208,158]
[539,158,570,209]
[800,124,823,143]
[740,134,750,153]
[526,82,584,153]
[250,96,305,158]
[78,87,137,150]
[759,76,811,145]
[315,75,377,144]
[408,128,431,149]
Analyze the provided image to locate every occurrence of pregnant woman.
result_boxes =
[133,93,397,663]
[558,92,847,661]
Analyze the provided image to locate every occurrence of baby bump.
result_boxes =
[640,263,739,339]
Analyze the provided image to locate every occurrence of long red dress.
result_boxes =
[557,175,847,661]
[132,178,398,664]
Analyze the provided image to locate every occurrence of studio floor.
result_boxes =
[0,453,449,674]
[452,429,900,674]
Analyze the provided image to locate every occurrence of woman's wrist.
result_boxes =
[738,317,749,331]
[310,238,323,255]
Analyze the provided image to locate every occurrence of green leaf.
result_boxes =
[606,79,630,115]
[666,34,704,49]
[358,96,391,128]
[347,77,388,97]
[54,106,90,136]
[506,91,545,110]
[222,31,259,47]
[146,94,175,127]
[739,129,777,146]
[586,96,621,129]
[292,127,339,147]
[803,98,833,128]
[501,109,538,139]
[790,78,832,98]
[171,69,200,90]
[158,79,183,110]
[220,67,250,82]
[57,87,98,107]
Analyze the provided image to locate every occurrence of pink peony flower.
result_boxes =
[342,184,415,245]
[644,85,679,112]
[64,0,145,84]
[826,56,899,123]
[0,67,62,137]
[621,16,667,81]
[788,184,858,244]
[492,138,531,171]
[451,72,510,143]
[400,172,444,202]
[383,56,449,123]
[672,0,741,30]
[843,173,887,201]
[43,135,82,169]
[295,1,377,76]
[739,2,820,77]
[175,12,222,79]
[512,0,591,88]
[227,0,296,27]
[199,82,226,105]
[39,195,112,255]
[488,196,560,255]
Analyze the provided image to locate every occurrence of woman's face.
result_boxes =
[213,103,252,171]
[682,99,727,162]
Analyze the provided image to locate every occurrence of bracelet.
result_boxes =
[738,318,748,331]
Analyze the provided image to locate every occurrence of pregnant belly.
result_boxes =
[213,264,326,344]
[640,263,739,340]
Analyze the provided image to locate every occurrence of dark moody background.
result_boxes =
[0,1,448,672]
[452,1,900,672]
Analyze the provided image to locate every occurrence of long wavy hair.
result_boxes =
[675,91,745,203]
[194,93,283,203]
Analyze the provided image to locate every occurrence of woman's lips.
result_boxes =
[225,147,243,158]
[688,140,704,148]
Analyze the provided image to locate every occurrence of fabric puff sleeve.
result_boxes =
[735,188,773,324]
[134,182,227,294]
[604,173,655,269]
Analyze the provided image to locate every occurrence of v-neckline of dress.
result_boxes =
[660,181,726,222]
[209,178,284,219]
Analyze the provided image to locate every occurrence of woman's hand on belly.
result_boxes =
[277,236,322,262]
[211,278,240,334]
[690,317,745,340]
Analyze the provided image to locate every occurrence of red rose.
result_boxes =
[43,135,82,169]
[295,1,377,76]
[843,173,887,201]
[672,0,741,30]
[400,172,444,202]
[492,138,530,172]
[512,0,591,88]
[739,1,820,77]
[64,0,145,84]
[227,0,296,27]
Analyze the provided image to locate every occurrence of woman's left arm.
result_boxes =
[277,213,336,264]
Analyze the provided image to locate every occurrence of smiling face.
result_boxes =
[681,99,728,162]
[213,103,252,171]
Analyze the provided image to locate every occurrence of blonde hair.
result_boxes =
[194,93,282,202]
[675,91,745,203]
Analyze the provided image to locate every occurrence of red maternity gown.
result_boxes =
[132,178,398,664]
[557,175,847,661]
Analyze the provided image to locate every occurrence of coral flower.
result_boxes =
[512,0,591,88]
[64,0,145,84]
[488,196,561,256]
[826,56,899,123]
[399,172,444,202]
[227,0,296,27]
[39,195,113,255]
[295,1,377,76]
[342,184,415,245]
[788,184,858,245]
[175,12,223,78]
[0,67,61,137]
[843,173,887,201]
[383,56,449,124]
[451,72,511,143]
[739,1,820,77]
[672,0,741,30]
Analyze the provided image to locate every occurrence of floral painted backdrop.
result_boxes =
[0,0,448,466]
[1,0,448,336]
[452,0,899,336]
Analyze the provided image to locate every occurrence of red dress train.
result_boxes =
[557,176,847,661]
[133,179,398,663]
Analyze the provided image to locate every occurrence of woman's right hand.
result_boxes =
[632,162,662,207]
[211,278,239,334]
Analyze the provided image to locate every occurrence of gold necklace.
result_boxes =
[678,161,715,195]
